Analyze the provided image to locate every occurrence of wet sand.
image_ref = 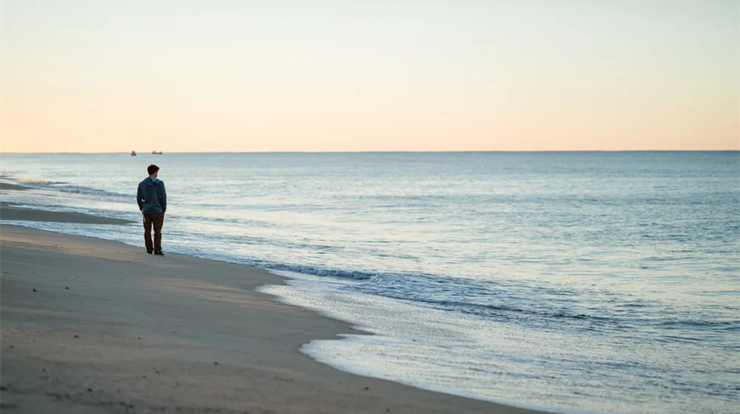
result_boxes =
[0,183,30,191]
[0,204,133,224]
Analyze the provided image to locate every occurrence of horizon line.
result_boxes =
[1,150,739,155]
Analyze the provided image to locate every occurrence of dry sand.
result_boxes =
[1,215,547,413]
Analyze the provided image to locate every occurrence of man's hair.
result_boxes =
[147,164,160,175]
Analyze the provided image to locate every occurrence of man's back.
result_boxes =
[137,177,167,215]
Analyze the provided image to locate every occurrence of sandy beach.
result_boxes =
[0,208,546,414]
[2,0,735,411]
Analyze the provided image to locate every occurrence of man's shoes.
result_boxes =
[146,250,153,255]
[154,252,165,256]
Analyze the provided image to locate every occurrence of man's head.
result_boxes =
[147,164,160,177]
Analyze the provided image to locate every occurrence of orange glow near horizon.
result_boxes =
[1,1,738,153]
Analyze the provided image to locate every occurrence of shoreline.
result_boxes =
[0,203,134,225]
[0,183,30,191]
[1,213,548,413]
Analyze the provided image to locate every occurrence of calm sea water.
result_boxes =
[1,152,738,414]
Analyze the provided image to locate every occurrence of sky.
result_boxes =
[1,0,738,152]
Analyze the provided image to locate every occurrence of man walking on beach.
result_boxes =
[137,164,167,256]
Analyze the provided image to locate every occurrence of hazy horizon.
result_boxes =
[3,150,738,155]
[2,0,738,152]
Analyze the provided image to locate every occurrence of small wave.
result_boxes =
[2,175,129,199]
[657,319,740,330]
[265,263,378,280]
[55,185,130,199]
[271,266,664,330]
[661,335,704,342]
[416,297,616,325]
[247,260,739,342]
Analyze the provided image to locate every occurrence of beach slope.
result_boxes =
[1,224,545,414]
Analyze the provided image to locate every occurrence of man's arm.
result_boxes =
[160,182,167,213]
[137,183,144,211]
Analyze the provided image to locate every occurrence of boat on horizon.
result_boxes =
[152,151,163,155]
[130,151,137,156]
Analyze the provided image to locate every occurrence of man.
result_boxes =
[137,164,167,256]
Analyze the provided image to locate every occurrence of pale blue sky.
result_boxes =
[2,0,738,152]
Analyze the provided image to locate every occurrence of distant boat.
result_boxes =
[152,151,163,155]
[130,151,137,156]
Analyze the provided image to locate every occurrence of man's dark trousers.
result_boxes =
[143,213,165,254]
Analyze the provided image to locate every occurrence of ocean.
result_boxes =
[1,152,738,414]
